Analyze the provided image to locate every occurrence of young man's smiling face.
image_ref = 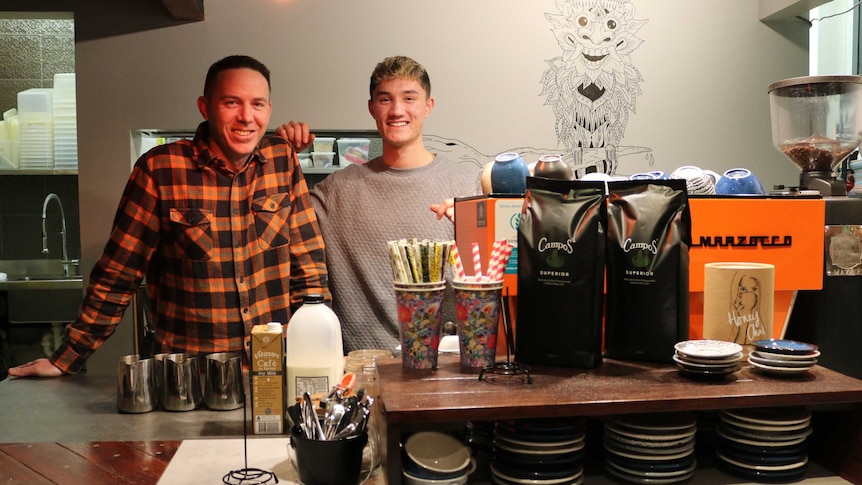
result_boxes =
[198,67,272,168]
[368,77,434,151]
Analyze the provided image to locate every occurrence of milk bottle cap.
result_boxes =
[266,322,282,331]
[303,294,326,303]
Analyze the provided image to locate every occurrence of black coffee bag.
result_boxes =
[605,180,692,363]
[516,177,606,368]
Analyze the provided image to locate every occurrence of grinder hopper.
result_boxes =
[768,75,862,196]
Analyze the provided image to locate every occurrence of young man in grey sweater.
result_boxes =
[279,56,480,353]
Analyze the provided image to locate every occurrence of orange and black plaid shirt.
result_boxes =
[51,122,330,373]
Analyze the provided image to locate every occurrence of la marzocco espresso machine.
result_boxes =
[770,75,862,379]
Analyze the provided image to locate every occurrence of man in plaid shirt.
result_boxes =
[9,55,330,377]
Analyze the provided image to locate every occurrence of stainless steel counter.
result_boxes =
[0,374,251,443]
[0,275,83,291]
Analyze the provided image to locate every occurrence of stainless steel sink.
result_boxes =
[0,259,84,323]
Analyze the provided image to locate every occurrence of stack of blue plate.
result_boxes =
[716,406,812,482]
[603,413,697,484]
[748,339,819,376]
[491,417,586,485]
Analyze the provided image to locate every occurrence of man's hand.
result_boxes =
[7,358,63,378]
[430,198,456,223]
[275,121,315,154]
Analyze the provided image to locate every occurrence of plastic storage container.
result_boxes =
[337,138,371,165]
[312,151,335,168]
[285,295,344,403]
[312,136,335,153]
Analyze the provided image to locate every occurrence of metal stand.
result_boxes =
[223,359,278,484]
[479,290,532,384]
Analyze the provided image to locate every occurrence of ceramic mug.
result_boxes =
[715,168,765,195]
[671,165,716,195]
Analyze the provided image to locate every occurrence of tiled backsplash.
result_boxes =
[0,18,79,261]
[0,174,80,260]
[0,17,75,115]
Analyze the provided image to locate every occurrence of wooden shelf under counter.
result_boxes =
[376,356,862,484]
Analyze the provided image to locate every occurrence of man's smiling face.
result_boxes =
[198,67,272,168]
[368,77,433,151]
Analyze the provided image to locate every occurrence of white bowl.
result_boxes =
[404,432,471,474]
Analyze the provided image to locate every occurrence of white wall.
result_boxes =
[74,0,809,372]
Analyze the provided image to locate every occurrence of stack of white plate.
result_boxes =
[673,340,743,378]
[491,417,586,485]
[603,413,698,484]
[17,88,54,169]
[748,339,819,376]
[716,406,812,482]
[52,73,78,170]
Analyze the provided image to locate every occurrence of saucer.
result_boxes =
[605,421,697,442]
[490,464,583,485]
[606,457,697,479]
[721,407,811,426]
[749,354,816,368]
[673,354,740,370]
[674,352,743,365]
[748,358,814,375]
[604,462,694,484]
[716,451,808,472]
[608,413,697,432]
[752,339,818,355]
[751,349,821,361]
[674,340,743,360]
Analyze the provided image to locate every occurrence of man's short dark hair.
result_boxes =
[204,55,271,98]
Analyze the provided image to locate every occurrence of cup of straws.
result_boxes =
[450,241,513,368]
[388,239,454,369]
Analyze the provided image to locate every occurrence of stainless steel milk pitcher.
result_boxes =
[161,353,202,411]
[204,351,244,410]
[116,354,157,413]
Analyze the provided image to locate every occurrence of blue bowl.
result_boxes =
[715,168,765,195]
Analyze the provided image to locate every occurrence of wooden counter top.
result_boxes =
[377,356,862,423]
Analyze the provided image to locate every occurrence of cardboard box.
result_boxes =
[455,195,524,355]
[250,323,285,434]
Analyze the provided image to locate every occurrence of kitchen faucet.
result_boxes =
[42,193,78,277]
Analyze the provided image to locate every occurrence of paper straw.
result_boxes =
[491,240,513,281]
[487,240,504,281]
[388,238,453,283]
[471,242,483,279]
[449,244,466,280]
[387,241,406,283]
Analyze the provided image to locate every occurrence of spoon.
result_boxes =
[325,402,347,440]
[303,392,324,440]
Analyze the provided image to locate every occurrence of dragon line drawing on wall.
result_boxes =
[422,0,653,180]
[541,0,649,177]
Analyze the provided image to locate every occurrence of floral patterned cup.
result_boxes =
[452,279,504,368]
[394,281,447,369]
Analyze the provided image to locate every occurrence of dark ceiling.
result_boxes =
[1,0,204,41]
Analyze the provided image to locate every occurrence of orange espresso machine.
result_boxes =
[454,194,827,361]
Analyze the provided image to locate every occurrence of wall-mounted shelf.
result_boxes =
[301,166,343,175]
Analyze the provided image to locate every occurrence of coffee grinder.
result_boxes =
[771,75,862,379]
[768,75,862,196]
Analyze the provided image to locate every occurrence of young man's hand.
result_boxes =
[275,121,315,153]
